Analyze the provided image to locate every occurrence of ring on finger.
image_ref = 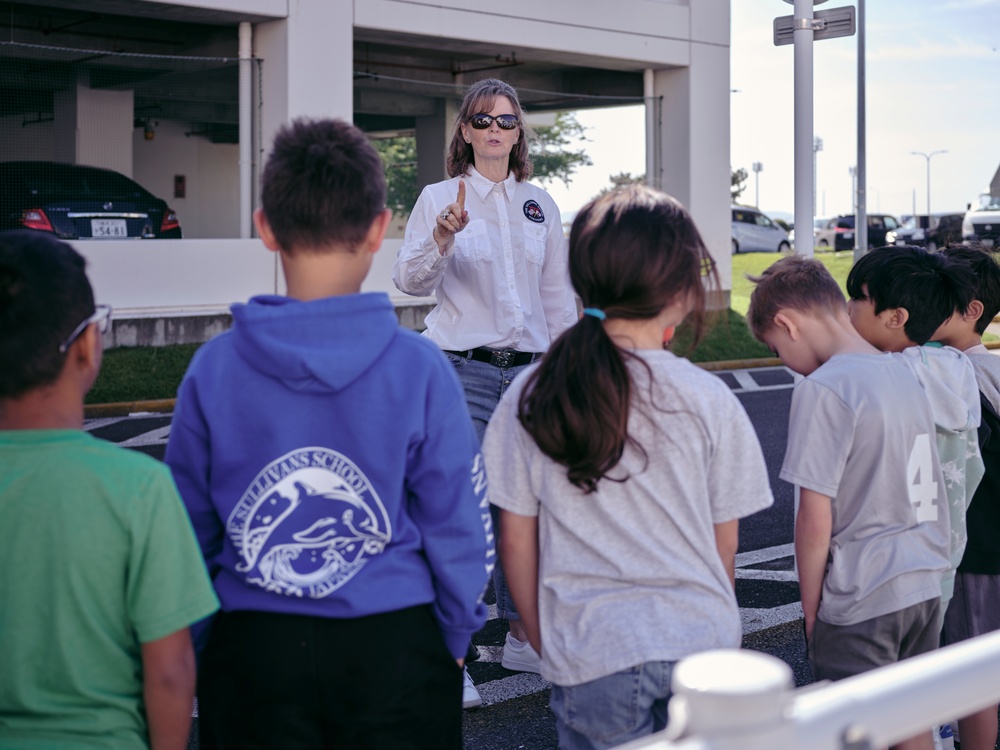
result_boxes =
[440,210,452,220]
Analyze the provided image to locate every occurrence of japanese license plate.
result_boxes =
[91,219,128,238]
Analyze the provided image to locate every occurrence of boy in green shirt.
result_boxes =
[0,231,219,750]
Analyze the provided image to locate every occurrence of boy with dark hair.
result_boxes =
[749,255,950,750]
[932,244,1000,750]
[0,230,219,750]
[165,118,492,749]
[846,245,983,607]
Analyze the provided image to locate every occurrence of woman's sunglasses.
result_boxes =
[469,113,519,130]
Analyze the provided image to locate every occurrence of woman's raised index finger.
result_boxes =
[457,179,466,212]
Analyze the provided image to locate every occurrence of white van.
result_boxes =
[731,206,790,254]
[962,193,1000,247]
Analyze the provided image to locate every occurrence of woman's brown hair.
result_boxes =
[517,185,716,493]
[446,78,534,182]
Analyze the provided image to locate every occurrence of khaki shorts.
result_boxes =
[808,598,941,682]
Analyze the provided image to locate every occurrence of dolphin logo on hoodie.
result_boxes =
[228,447,391,598]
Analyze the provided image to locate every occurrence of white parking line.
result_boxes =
[118,425,172,447]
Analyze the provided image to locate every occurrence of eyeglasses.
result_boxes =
[58,304,113,354]
[469,113,519,130]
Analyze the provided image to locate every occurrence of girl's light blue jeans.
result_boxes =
[550,662,677,750]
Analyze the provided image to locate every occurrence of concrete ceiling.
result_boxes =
[1,2,645,142]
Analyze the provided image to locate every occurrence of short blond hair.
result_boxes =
[746,255,846,340]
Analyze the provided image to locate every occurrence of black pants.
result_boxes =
[197,606,461,749]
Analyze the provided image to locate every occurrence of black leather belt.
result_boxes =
[445,347,541,368]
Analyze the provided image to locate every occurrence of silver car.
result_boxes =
[732,206,790,254]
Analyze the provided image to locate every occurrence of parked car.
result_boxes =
[790,216,832,250]
[814,213,900,251]
[962,196,1000,247]
[0,161,181,239]
[892,213,964,251]
[731,206,790,254]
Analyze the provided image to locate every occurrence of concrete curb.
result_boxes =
[83,343,1000,419]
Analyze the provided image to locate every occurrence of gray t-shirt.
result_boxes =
[483,350,773,687]
[780,353,951,627]
[966,346,1000,414]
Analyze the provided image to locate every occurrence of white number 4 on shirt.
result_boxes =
[907,433,939,523]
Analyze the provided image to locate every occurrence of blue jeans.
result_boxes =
[549,662,676,750]
[444,352,533,621]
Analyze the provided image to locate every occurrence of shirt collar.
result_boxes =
[466,166,517,203]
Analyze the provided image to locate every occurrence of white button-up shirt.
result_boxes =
[392,167,578,353]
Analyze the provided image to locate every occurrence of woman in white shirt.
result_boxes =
[393,78,577,699]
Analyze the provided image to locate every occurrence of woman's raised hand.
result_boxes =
[433,180,471,253]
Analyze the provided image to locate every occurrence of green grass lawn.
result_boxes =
[87,343,201,404]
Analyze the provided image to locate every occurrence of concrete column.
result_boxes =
[415,98,457,190]
[415,100,447,190]
[53,82,134,175]
[653,43,731,306]
[254,0,353,158]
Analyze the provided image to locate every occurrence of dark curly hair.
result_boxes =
[0,231,95,399]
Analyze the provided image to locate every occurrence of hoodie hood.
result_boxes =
[894,345,981,434]
[230,292,399,394]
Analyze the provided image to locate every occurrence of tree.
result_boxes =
[373,136,418,217]
[529,112,593,188]
[595,171,644,198]
[372,111,593,218]
[731,167,748,202]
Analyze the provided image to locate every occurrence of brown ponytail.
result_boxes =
[517,185,716,493]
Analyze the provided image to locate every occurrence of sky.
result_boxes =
[542,0,1000,223]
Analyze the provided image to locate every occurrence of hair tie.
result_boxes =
[582,307,607,321]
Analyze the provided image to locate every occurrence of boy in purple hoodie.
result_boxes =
[165,119,493,749]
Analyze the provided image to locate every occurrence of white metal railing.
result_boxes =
[617,630,1000,750]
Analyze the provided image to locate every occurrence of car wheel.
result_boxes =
[732,238,739,255]
[927,240,938,253]
[818,239,830,248]
[778,241,791,254]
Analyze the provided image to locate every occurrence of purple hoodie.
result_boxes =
[165,292,493,658]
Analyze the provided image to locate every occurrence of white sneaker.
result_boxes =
[462,667,482,709]
[500,632,542,674]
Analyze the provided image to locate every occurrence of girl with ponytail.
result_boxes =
[482,185,773,749]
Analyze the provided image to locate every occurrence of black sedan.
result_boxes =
[0,161,181,239]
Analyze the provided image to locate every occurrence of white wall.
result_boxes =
[132,120,240,239]
[70,237,428,316]
[0,115,56,161]
[355,0,693,68]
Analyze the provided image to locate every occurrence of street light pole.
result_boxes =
[752,161,763,208]
[910,150,947,217]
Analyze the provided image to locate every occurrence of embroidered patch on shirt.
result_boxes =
[523,200,545,223]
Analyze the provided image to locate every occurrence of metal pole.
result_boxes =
[910,150,948,220]
[238,21,253,239]
[927,158,932,216]
[644,69,657,190]
[753,161,763,208]
[794,0,815,258]
[855,0,867,260]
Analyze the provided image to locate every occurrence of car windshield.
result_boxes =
[977,198,1000,212]
[900,216,931,230]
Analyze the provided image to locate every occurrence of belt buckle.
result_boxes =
[490,349,515,368]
